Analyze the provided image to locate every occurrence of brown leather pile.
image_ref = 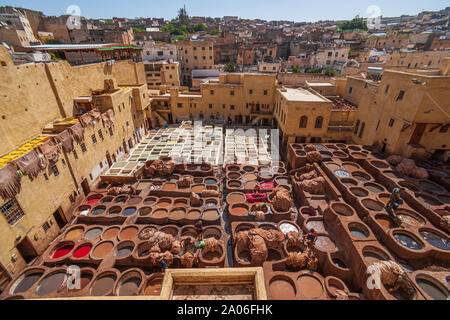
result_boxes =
[38,138,60,162]
[69,122,85,142]
[180,252,199,268]
[299,177,326,195]
[387,155,404,165]
[101,109,115,128]
[248,232,268,264]
[145,159,176,177]
[147,230,174,251]
[251,228,285,249]
[269,186,292,212]
[306,151,323,163]
[177,175,193,188]
[396,159,429,179]
[440,215,450,233]
[285,231,305,250]
[285,252,308,268]
[299,170,318,181]
[55,130,74,153]
[255,211,265,221]
[236,231,250,249]
[305,144,316,152]
[201,190,219,197]
[107,186,121,196]
[203,237,221,253]
[170,240,182,254]
[190,192,203,206]
[0,163,21,200]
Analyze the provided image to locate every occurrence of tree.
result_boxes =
[193,23,207,32]
[305,68,321,74]
[224,62,236,72]
[209,29,219,35]
[323,67,336,76]
[132,27,145,35]
[292,66,301,73]
[339,17,368,32]
[177,5,188,22]
[176,35,185,41]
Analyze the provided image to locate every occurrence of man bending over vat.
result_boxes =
[370,260,415,299]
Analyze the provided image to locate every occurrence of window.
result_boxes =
[91,134,97,144]
[359,122,366,138]
[249,90,253,94]
[389,119,395,127]
[109,127,114,136]
[1,199,25,226]
[80,143,87,153]
[43,222,50,232]
[264,90,268,95]
[51,165,59,176]
[396,90,405,101]
[99,161,103,169]
[223,104,226,109]
[210,90,214,95]
[440,124,449,133]
[230,105,235,110]
[315,116,323,129]
[376,120,380,131]
[299,116,308,128]
[209,104,213,109]
[328,52,332,57]
[73,150,78,160]
[126,121,130,128]
[230,90,234,96]
[349,87,353,94]
[98,129,104,140]
[43,173,49,180]
[354,119,360,134]
[385,85,390,94]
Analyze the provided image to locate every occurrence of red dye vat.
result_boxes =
[246,192,267,203]
[260,182,274,190]
[73,245,92,258]
[87,198,100,204]
[52,245,73,259]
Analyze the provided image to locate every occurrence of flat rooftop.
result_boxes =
[280,87,328,102]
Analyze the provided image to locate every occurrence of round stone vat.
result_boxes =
[91,206,106,216]
[364,182,385,193]
[362,246,390,265]
[362,199,384,211]
[415,275,449,300]
[173,198,188,207]
[101,196,114,204]
[90,271,117,296]
[152,208,168,219]
[396,209,426,227]
[325,276,348,298]
[119,226,139,241]
[334,169,350,178]
[279,221,300,235]
[9,268,44,295]
[127,197,142,205]
[64,225,85,240]
[348,222,370,239]
[108,206,122,216]
[314,235,337,252]
[203,227,222,240]
[143,274,164,296]
[114,196,128,204]
[202,208,220,222]
[156,198,172,208]
[350,187,369,197]
[86,194,103,204]
[84,227,103,240]
[160,225,179,237]
[375,214,396,229]
[398,181,420,192]
[35,269,67,297]
[419,229,450,251]
[340,178,357,187]
[49,242,74,260]
[296,274,324,299]
[201,244,224,262]
[227,171,241,180]
[230,203,249,216]
[144,197,157,205]
[331,203,354,216]
[269,275,297,300]
[300,207,317,217]
[72,243,92,259]
[114,241,135,258]
[102,226,120,240]
[91,241,114,259]
[138,207,152,217]
[228,180,242,189]
[168,207,186,222]
[123,207,137,217]
[393,232,424,251]
[352,171,371,182]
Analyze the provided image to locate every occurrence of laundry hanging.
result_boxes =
[55,129,74,153]
[0,163,22,200]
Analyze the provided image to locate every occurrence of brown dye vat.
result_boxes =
[364,251,388,265]
[332,203,353,216]
[120,227,139,240]
[419,181,444,193]
[228,165,240,172]
[152,209,168,218]
[365,183,384,193]
[161,226,178,237]
[174,199,188,207]
[128,197,142,205]
[306,220,326,233]
[267,249,282,261]
[116,244,134,258]
[296,275,323,299]
[144,197,157,205]
[243,166,256,172]
[371,160,389,168]
[65,227,84,240]
[237,249,251,263]
[192,185,206,193]
[300,207,317,217]
[231,205,248,216]
[117,277,141,296]
[333,151,347,157]
[202,246,223,261]
[227,192,246,204]
[350,187,369,197]
[181,227,198,239]
[352,172,371,182]
[103,227,120,240]
[315,236,337,252]
[416,194,443,206]
[101,196,113,204]
[36,271,67,296]
[245,181,258,189]
[12,271,44,294]
[203,228,222,240]
[243,173,257,181]
[269,277,296,300]
[169,208,186,220]
[80,273,93,290]
[203,209,219,221]
[376,216,395,229]
[397,210,425,227]
[343,163,360,171]
[383,171,401,179]
[362,199,384,211]
[108,206,122,215]
[227,172,241,180]
[138,207,152,216]
[156,199,171,207]
[144,278,163,296]
[341,179,357,187]
[162,183,177,191]
[378,194,390,204]
[399,181,419,192]
[91,274,116,296]
[187,210,201,220]
[92,242,114,258]
[228,180,242,188]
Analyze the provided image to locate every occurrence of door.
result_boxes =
[53,207,67,229]
[16,236,38,264]
[81,178,90,196]
[409,123,426,145]
[106,151,113,167]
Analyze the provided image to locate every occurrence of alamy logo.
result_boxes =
[366,264,382,290]
[66,265,81,290]
[66,5,82,30]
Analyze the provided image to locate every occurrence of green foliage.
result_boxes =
[175,35,185,41]
[224,62,236,73]
[178,6,188,22]
[323,67,337,77]
[292,66,301,73]
[132,27,145,35]
[209,29,219,35]
[305,68,321,74]
[339,18,368,32]
[348,49,354,58]
[193,23,207,32]
[104,19,114,24]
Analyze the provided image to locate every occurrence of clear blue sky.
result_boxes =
[1,0,448,22]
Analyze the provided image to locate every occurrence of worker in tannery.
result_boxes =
[370,260,416,299]
[303,228,318,248]
[385,187,405,219]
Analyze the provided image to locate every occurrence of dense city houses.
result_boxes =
[0,4,449,301]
